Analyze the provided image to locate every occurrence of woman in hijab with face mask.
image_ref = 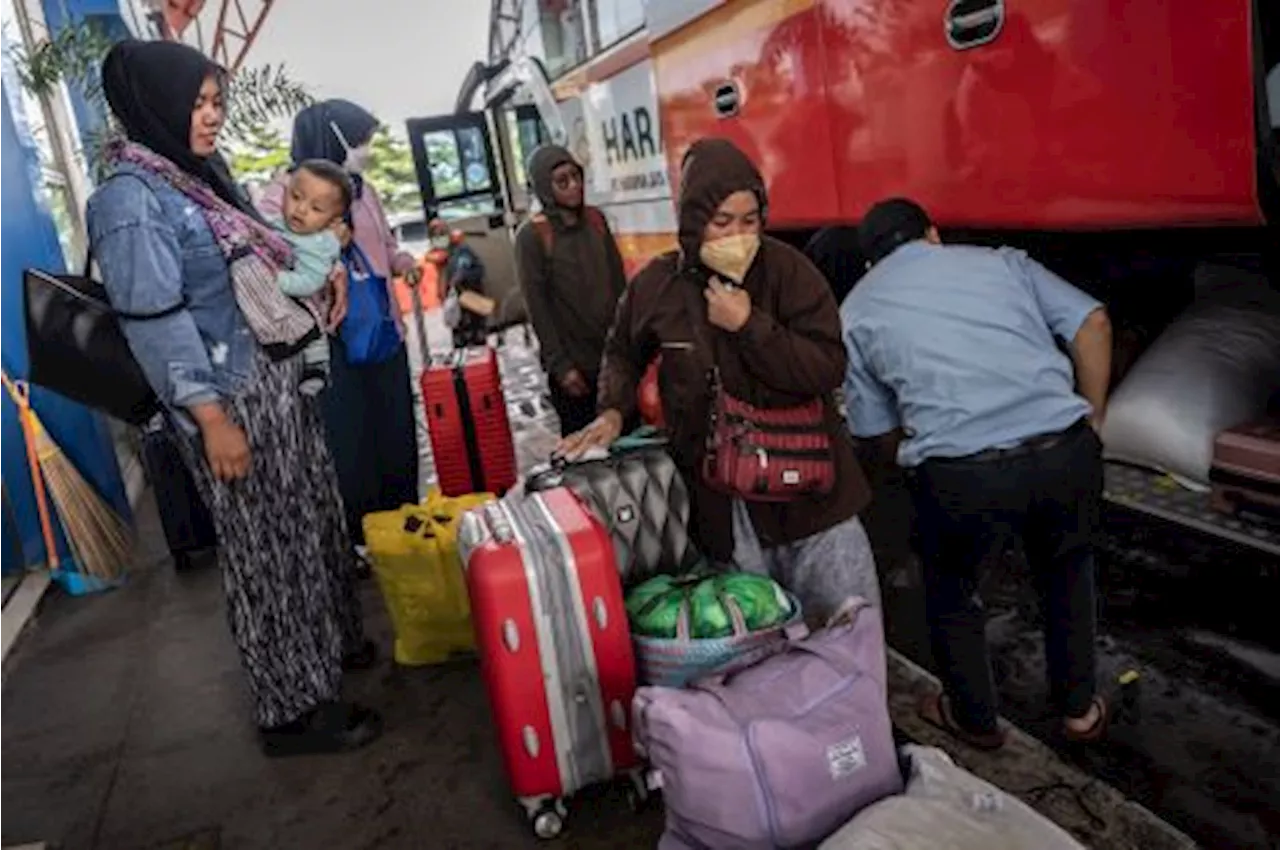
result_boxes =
[561,138,882,622]
[258,100,421,563]
[86,40,381,756]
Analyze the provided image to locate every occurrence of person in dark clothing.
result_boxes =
[258,100,421,553]
[560,138,881,623]
[842,198,1113,750]
[430,218,488,348]
[89,40,380,756]
[515,145,628,436]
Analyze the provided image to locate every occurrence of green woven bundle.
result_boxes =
[626,572,793,640]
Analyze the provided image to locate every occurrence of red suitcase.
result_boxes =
[459,488,645,839]
[421,347,517,497]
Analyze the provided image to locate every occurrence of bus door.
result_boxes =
[406,103,550,327]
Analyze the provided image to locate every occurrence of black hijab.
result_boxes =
[290,99,378,196]
[101,39,253,215]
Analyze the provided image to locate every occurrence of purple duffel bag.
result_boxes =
[633,598,901,850]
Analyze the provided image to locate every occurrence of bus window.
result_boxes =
[406,113,503,221]
[457,125,493,193]
[423,130,464,197]
[505,106,549,191]
[539,0,589,78]
[590,0,645,52]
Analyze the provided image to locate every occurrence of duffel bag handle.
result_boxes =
[824,595,872,630]
[691,596,871,699]
[785,596,876,676]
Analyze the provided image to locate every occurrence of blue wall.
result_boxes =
[1,74,129,576]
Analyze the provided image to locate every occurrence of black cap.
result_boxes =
[858,198,932,265]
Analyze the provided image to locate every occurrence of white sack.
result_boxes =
[1101,264,1280,486]
[818,745,1086,850]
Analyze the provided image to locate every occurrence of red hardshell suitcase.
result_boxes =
[458,488,645,839]
[422,347,517,497]
[1210,422,1280,517]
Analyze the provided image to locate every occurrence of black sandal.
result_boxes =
[260,701,383,758]
[918,691,1007,751]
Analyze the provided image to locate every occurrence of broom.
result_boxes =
[2,371,131,581]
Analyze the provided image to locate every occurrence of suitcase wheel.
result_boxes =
[625,769,653,814]
[527,799,566,840]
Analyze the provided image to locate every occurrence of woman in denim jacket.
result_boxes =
[86,40,381,756]
[258,100,421,563]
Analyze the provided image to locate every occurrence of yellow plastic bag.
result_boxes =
[363,489,495,665]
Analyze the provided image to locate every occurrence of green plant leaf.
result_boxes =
[364,126,420,216]
[11,22,313,172]
[225,122,291,185]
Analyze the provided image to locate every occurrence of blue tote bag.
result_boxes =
[339,242,401,365]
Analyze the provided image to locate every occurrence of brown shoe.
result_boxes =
[917,691,1007,751]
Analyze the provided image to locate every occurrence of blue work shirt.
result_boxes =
[840,241,1100,467]
[86,161,258,434]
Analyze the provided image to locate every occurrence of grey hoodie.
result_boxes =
[514,145,628,382]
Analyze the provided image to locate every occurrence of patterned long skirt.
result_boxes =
[178,349,364,728]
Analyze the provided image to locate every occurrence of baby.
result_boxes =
[271,159,353,395]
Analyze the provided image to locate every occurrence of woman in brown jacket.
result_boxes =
[560,138,881,620]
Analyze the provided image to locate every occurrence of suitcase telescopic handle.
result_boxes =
[409,280,430,366]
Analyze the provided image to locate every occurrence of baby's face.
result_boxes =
[283,169,344,235]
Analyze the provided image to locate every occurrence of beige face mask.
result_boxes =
[699,233,761,284]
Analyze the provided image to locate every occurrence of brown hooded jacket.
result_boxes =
[598,138,871,561]
[514,145,628,383]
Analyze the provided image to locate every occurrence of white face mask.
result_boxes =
[344,144,371,174]
[430,235,451,250]
[331,120,371,173]
[699,233,761,284]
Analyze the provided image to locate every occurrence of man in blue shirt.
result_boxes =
[842,198,1113,750]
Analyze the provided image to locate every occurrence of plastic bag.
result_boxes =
[363,489,495,665]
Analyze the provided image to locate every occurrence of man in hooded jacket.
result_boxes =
[515,145,629,435]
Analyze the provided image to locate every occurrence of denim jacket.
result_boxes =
[86,162,257,433]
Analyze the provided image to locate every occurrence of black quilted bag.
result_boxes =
[526,430,700,586]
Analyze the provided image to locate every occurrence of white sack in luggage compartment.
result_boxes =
[818,745,1086,850]
[1101,264,1280,486]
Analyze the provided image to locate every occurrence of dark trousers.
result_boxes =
[548,380,600,437]
[910,423,1102,733]
[322,338,420,545]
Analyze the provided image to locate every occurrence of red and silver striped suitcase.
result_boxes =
[422,347,517,497]
[459,488,645,839]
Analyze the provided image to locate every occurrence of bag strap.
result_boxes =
[532,206,608,282]
[784,598,873,675]
[608,425,667,454]
[531,213,555,287]
[691,597,867,700]
[344,241,375,277]
[584,206,608,236]
[673,577,750,642]
[674,272,724,404]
